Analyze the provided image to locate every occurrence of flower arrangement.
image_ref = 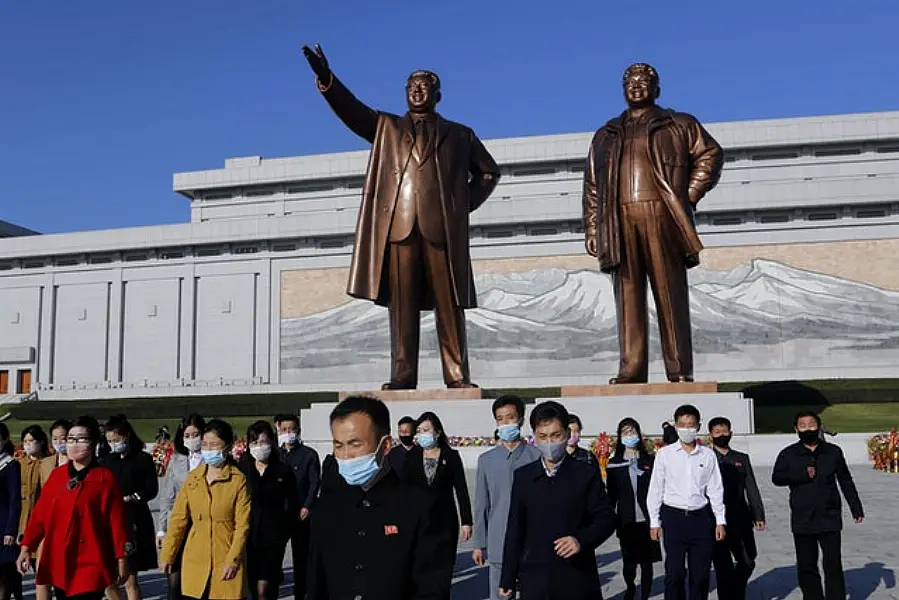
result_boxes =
[867,430,899,472]
[446,436,498,448]
[231,438,247,461]
[151,440,176,477]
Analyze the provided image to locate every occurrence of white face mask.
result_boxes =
[677,427,698,444]
[23,442,38,456]
[278,432,298,447]
[250,444,272,462]
[184,438,202,453]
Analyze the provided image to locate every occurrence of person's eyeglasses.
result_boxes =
[66,437,92,445]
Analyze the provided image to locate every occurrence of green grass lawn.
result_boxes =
[3,402,898,442]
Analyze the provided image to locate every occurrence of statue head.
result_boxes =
[622,63,660,108]
[406,70,441,114]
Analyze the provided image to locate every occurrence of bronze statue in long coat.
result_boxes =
[302,44,500,390]
[583,63,723,384]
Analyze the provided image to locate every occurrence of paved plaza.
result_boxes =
[17,466,897,599]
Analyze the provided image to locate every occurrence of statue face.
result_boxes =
[406,75,438,113]
[623,71,658,108]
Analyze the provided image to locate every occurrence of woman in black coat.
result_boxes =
[238,421,299,600]
[401,412,472,600]
[606,418,662,600]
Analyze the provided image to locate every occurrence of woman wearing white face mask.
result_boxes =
[157,414,205,600]
[402,412,472,600]
[238,421,299,600]
[16,425,50,574]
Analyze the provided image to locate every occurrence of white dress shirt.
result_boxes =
[647,441,726,528]
[189,451,204,471]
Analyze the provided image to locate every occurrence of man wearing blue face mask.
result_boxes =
[473,395,541,600]
[307,395,442,600]
[500,401,616,599]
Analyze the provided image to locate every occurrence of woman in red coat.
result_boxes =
[16,415,130,600]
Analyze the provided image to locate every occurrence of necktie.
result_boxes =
[416,119,432,158]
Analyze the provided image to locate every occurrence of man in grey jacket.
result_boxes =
[473,395,541,600]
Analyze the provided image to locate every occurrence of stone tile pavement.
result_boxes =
[16,467,897,599]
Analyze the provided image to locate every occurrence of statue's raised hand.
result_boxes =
[302,44,331,83]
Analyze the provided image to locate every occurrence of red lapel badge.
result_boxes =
[384,525,399,536]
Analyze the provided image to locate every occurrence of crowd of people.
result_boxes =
[0,394,865,600]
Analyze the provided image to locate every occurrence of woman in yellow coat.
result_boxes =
[159,420,251,600]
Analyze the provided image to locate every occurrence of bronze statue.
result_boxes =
[582,63,723,384]
[302,44,500,390]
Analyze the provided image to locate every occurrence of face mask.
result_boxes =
[712,434,732,449]
[184,438,202,453]
[278,433,298,447]
[68,443,92,462]
[677,428,698,444]
[798,429,819,445]
[336,439,385,487]
[415,433,438,449]
[110,441,129,454]
[202,450,226,467]
[536,441,568,463]
[53,443,67,455]
[399,435,415,447]
[497,424,521,443]
[567,434,580,448]
[250,444,272,462]
[23,442,38,456]
[621,435,640,448]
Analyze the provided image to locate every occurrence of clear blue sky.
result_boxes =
[1,0,896,234]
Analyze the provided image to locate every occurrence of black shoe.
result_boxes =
[381,381,415,390]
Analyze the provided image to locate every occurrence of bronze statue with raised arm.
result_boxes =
[302,44,500,390]
[582,63,724,384]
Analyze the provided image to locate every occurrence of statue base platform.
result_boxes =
[337,388,483,402]
[561,381,718,397]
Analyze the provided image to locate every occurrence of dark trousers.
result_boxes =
[291,517,311,600]
[794,532,845,600]
[660,505,714,600]
[712,525,756,600]
[387,227,470,386]
[614,200,693,382]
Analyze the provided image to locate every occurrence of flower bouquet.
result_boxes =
[868,429,898,472]
[447,436,498,448]
[151,440,175,477]
[593,433,611,478]
[231,438,247,461]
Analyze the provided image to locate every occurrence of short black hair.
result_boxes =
[71,415,102,445]
[529,401,570,431]
[398,416,415,427]
[105,414,145,450]
[794,411,822,428]
[674,404,701,424]
[247,420,279,459]
[0,423,13,455]
[330,395,391,441]
[22,425,50,456]
[708,417,731,432]
[49,419,72,436]
[492,395,525,422]
[568,414,583,430]
[174,414,207,456]
[204,419,236,463]
[274,414,300,428]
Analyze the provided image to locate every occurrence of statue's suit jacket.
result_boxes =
[583,107,723,273]
[319,76,500,310]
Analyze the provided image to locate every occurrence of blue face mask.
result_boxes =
[202,450,226,467]
[416,433,438,449]
[621,435,640,448]
[497,424,521,443]
[336,439,385,487]
[53,443,67,455]
[110,441,129,454]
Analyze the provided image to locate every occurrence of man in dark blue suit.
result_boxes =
[500,401,617,599]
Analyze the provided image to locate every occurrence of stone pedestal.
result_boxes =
[561,382,718,397]
[337,388,483,402]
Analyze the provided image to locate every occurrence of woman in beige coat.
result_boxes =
[159,419,251,600]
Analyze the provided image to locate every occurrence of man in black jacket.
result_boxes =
[772,411,864,600]
[307,395,442,600]
[500,401,617,599]
[275,413,321,600]
[388,415,417,474]
[708,417,765,600]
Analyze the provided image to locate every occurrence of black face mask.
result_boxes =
[798,429,819,445]
[399,435,415,447]
[712,434,732,448]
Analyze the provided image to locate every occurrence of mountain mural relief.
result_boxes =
[279,259,899,383]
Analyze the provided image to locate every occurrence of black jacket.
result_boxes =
[307,467,443,600]
[401,445,473,531]
[279,443,321,510]
[388,444,413,475]
[772,440,863,535]
[605,453,654,532]
[238,456,299,547]
[501,458,616,600]
[714,448,765,527]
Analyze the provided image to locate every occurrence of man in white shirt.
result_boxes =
[647,404,726,600]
